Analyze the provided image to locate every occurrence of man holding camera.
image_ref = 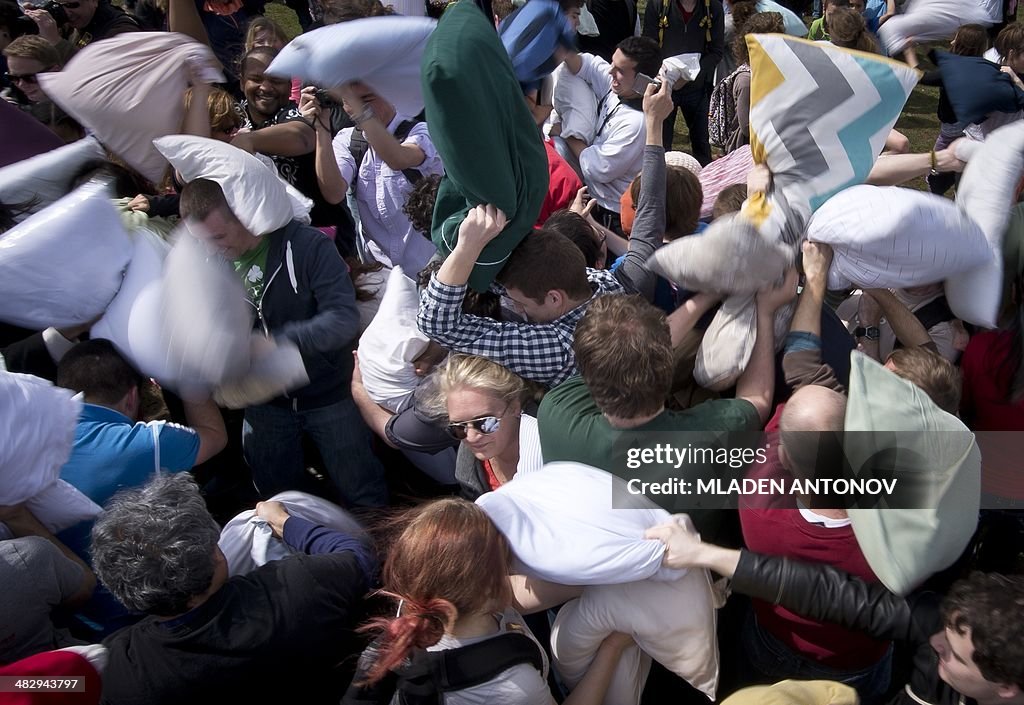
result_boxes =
[552,35,662,234]
[24,0,138,51]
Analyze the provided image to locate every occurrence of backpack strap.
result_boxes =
[348,119,424,194]
[396,632,544,704]
[893,296,955,351]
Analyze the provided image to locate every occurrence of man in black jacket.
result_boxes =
[647,516,1024,705]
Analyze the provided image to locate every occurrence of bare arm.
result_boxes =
[168,0,212,49]
[668,292,720,349]
[735,269,799,424]
[790,242,831,339]
[233,121,316,158]
[509,574,584,614]
[563,633,636,705]
[183,398,228,465]
[863,288,933,350]
[350,353,399,449]
[867,146,964,186]
[340,86,426,172]
[1,505,96,606]
[298,88,348,205]
[182,82,212,138]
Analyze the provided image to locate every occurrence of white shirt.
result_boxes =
[333,115,445,274]
[575,53,646,213]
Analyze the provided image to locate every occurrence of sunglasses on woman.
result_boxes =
[446,415,504,440]
[6,72,40,84]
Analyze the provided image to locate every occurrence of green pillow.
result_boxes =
[845,352,980,596]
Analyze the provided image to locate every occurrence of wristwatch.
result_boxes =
[853,326,881,341]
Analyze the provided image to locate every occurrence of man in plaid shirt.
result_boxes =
[417,204,625,387]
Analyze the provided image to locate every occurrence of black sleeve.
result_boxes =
[919,69,943,88]
[384,406,458,455]
[731,549,939,646]
[1,332,58,381]
[147,193,180,218]
[340,644,398,705]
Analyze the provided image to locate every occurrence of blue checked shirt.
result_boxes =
[417,269,626,387]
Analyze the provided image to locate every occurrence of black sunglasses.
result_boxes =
[446,415,504,440]
[58,1,82,7]
[6,72,39,84]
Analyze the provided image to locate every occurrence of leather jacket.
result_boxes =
[732,550,971,705]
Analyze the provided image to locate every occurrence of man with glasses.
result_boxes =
[2,35,60,104]
[23,0,138,49]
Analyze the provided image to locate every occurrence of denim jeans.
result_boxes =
[243,397,389,508]
[742,610,893,703]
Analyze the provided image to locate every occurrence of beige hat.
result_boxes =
[722,680,859,705]
[664,151,703,175]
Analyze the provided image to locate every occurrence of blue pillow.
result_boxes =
[933,50,1024,126]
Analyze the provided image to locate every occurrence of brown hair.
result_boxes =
[829,7,878,53]
[322,0,394,24]
[887,346,962,415]
[732,11,785,65]
[712,183,748,219]
[497,229,591,304]
[403,174,442,238]
[358,498,512,685]
[629,165,704,241]
[995,23,1024,64]
[573,294,673,418]
[950,23,990,57]
[3,34,60,66]
[184,86,243,136]
[179,178,237,223]
[543,209,602,268]
[492,0,515,20]
[244,16,289,51]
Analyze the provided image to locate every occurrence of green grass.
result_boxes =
[265,1,303,39]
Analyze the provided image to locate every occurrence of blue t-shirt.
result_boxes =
[60,403,200,509]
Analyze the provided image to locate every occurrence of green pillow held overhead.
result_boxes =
[844,352,980,597]
[421,0,549,291]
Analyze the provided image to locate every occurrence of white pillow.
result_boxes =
[38,33,223,185]
[0,136,106,223]
[476,462,687,584]
[218,491,367,576]
[947,121,1024,328]
[0,180,132,329]
[153,135,296,237]
[552,64,598,144]
[267,16,436,120]
[807,184,990,290]
[552,570,719,703]
[877,0,998,55]
[0,371,82,506]
[357,266,430,413]
[91,228,171,378]
[24,480,102,534]
[160,227,253,389]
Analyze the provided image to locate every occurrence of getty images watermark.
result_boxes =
[606,430,1005,511]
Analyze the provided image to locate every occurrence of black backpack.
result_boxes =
[348,120,425,191]
[342,632,545,705]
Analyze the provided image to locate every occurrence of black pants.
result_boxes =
[662,81,713,166]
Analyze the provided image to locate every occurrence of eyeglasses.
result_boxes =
[6,72,39,84]
[446,415,504,440]
[58,1,82,8]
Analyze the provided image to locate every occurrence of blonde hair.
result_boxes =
[438,354,529,408]
[244,16,289,51]
[184,85,243,135]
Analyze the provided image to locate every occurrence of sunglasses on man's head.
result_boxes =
[446,415,503,440]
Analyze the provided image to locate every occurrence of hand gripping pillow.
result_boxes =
[0,99,64,169]
[0,371,82,506]
[423,0,549,291]
[806,184,989,291]
[38,33,224,184]
[218,491,367,576]
[0,179,132,329]
[552,570,719,703]
[154,135,297,237]
[160,226,254,389]
[0,136,105,224]
[476,462,687,584]
[845,352,980,596]
[267,16,436,119]
[552,64,599,143]
[91,228,172,380]
[947,122,1024,328]
[357,266,430,413]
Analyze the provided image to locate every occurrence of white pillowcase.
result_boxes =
[0,180,132,329]
[218,491,366,576]
[153,135,297,237]
[552,570,719,703]
[947,121,1024,328]
[807,184,990,291]
[38,33,223,184]
[476,462,687,584]
[357,266,430,413]
[552,64,598,143]
[0,136,105,223]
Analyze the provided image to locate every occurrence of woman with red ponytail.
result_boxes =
[342,497,633,704]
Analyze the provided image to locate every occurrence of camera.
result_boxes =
[40,0,69,27]
[314,88,337,108]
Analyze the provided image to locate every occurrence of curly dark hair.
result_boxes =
[403,174,442,239]
[941,572,1024,689]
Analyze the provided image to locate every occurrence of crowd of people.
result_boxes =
[1,0,1023,703]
